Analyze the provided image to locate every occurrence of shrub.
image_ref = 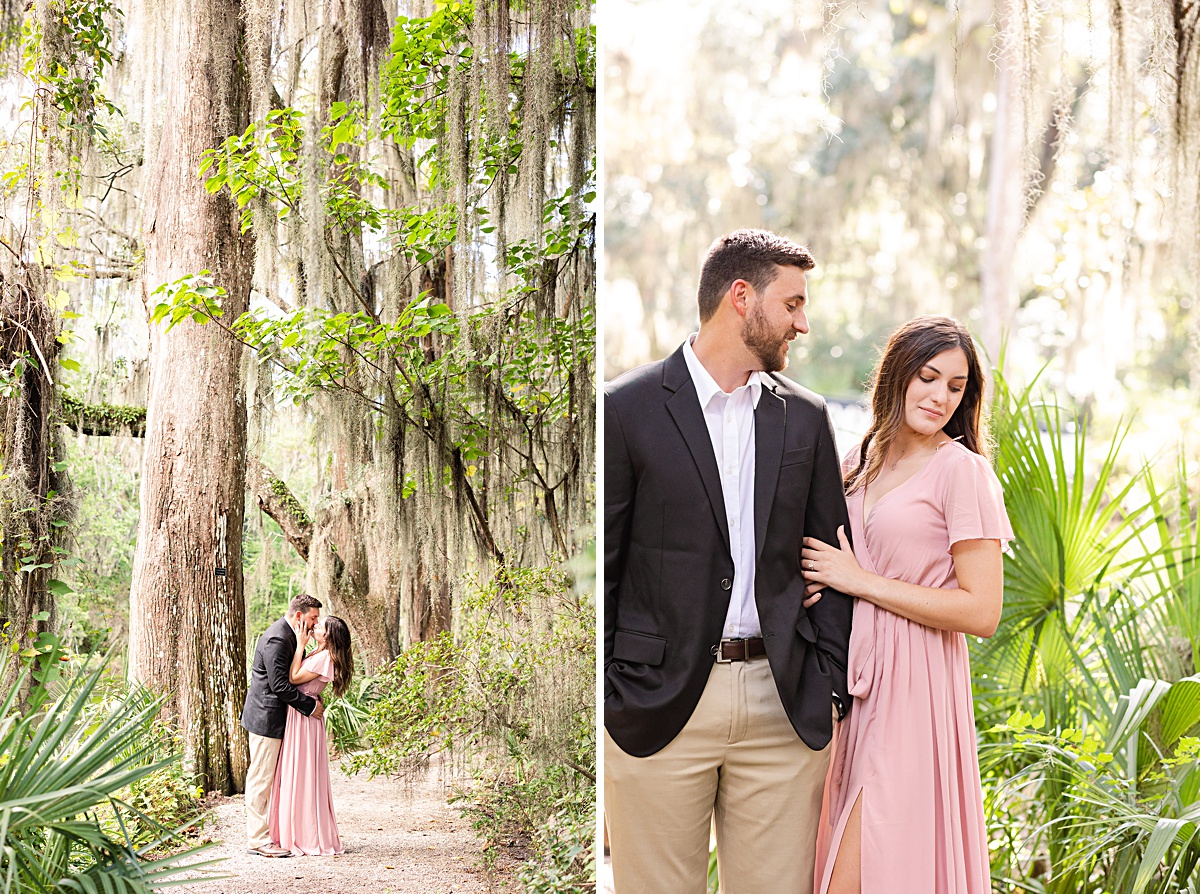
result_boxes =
[516,795,595,893]
[97,718,208,847]
[349,561,595,888]
[977,374,1200,890]
[324,672,381,756]
[0,644,218,893]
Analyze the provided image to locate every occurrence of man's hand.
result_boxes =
[311,696,325,720]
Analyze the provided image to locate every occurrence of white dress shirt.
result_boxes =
[682,335,764,639]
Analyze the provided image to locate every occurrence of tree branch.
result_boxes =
[245,454,313,562]
[59,393,145,436]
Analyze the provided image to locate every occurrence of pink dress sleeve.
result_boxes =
[940,448,1015,553]
[304,650,335,682]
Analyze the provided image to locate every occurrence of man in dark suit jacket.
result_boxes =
[604,230,854,893]
[241,593,325,857]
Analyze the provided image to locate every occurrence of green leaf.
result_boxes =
[330,122,352,149]
[1160,677,1200,748]
[1132,817,1193,893]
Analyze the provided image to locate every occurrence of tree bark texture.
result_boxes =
[1173,0,1200,276]
[405,555,451,647]
[292,7,418,670]
[128,0,254,795]
[306,495,400,670]
[0,274,64,685]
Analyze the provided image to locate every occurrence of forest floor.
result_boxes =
[182,761,514,893]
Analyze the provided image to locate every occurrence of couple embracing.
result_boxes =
[604,230,1013,893]
[241,594,356,858]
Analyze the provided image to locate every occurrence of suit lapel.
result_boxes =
[663,351,731,554]
[754,382,786,563]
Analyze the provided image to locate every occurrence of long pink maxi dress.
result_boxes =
[268,649,344,856]
[815,440,1013,893]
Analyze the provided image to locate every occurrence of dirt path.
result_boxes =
[184,762,507,893]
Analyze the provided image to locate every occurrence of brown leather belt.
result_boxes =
[711,637,766,663]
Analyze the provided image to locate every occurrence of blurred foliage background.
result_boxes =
[604,0,1198,462]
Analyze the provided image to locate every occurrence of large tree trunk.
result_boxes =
[405,555,451,646]
[0,274,64,691]
[294,7,435,666]
[128,0,254,795]
[980,0,1024,366]
[305,494,400,670]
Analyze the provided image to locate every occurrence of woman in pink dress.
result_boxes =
[268,615,355,856]
[802,316,1013,894]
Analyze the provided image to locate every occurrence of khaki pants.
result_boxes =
[605,658,830,894]
[245,733,283,848]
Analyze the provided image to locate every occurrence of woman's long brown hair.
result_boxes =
[845,315,989,495]
[322,616,355,698]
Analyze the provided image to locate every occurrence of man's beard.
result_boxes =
[742,304,790,372]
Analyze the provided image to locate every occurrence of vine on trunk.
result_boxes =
[1,0,119,675]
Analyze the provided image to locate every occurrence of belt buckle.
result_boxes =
[711,638,739,664]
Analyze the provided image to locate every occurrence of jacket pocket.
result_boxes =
[613,629,667,666]
[781,446,814,467]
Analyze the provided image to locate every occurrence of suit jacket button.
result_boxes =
[721,578,732,590]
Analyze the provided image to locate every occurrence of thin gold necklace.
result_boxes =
[888,439,940,471]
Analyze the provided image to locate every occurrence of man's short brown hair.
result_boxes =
[696,229,815,322]
[288,594,322,615]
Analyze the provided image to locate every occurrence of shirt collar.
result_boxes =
[682,334,764,408]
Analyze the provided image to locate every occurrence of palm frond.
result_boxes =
[0,651,223,894]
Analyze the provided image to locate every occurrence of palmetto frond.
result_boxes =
[979,371,1200,890]
[975,373,1165,737]
[0,651,222,894]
